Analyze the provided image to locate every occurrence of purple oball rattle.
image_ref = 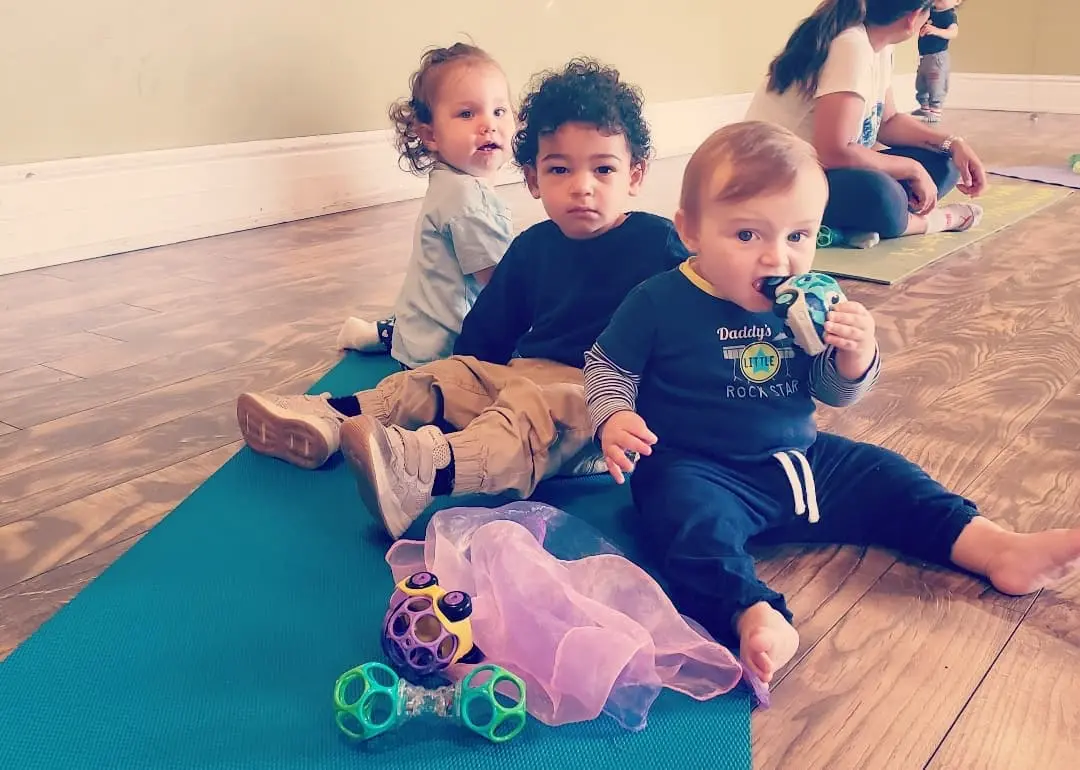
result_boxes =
[381,571,484,684]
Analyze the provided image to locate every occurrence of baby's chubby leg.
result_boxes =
[629,452,795,685]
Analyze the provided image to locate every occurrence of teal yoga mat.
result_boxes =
[0,353,751,770]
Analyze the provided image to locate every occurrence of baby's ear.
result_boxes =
[629,160,647,196]
[524,166,541,199]
[673,208,699,253]
[416,123,437,153]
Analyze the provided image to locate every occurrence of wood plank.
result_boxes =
[926,589,1080,770]
[0,423,15,437]
[880,310,1080,492]
[0,332,126,377]
[0,337,332,461]
[752,566,1026,770]
[0,403,239,528]
[0,442,238,594]
[43,282,380,378]
[0,276,213,333]
[0,538,138,661]
[753,544,898,684]
[0,324,335,427]
[0,344,334,524]
[0,303,158,347]
[927,379,1080,770]
[818,203,1080,441]
[0,271,77,305]
[0,365,82,402]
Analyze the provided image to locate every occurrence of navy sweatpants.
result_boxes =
[823,146,960,239]
[629,432,978,647]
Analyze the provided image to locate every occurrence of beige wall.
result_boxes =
[1,0,824,166]
[951,0,1080,75]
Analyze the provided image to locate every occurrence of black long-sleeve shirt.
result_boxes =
[453,212,689,368]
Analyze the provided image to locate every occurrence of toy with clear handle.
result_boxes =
[333,661,528,743]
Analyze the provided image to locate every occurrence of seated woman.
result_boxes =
[746,0,987,246]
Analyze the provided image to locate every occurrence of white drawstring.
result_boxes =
[771,450,820,524]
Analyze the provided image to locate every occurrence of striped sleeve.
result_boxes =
[810,345,881,407]
[584,344,640,436]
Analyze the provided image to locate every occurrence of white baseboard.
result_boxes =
[2,74,1076,277]
[0,92,753,277]
[944,73,1080,115]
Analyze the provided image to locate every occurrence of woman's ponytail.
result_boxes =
[766,0,868,97]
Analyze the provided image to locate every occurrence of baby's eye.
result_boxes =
[596,166,615,175]
[494,107,507,117]
[737,230,755,242]
[547,166,569,175]
[788,232,806,243]
[458,110,473,119]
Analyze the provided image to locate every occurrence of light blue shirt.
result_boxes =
[390,163,514,369]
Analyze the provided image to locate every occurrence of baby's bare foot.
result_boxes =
[736,602,800,685]
[985,528,1080,595]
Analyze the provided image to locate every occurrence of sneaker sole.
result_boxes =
[236,393,332,470]
[340,417,409,540]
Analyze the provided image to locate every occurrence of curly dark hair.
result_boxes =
[388,42,498,175]
[512,58,652,169]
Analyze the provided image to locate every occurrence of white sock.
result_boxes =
[925,203,983,235]
[336,317,382,352]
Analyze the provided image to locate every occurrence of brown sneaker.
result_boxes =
[340,416,445,540]
[236,392,345,469]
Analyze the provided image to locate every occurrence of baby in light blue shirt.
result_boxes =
[388,162,512,368]
[338,43,516,368]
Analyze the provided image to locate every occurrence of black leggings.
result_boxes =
[823,146,960,239]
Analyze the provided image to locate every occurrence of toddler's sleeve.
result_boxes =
[584,285,657,433]
[447,202,514,277]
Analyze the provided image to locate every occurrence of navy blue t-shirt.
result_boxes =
[919,8,957,55]
[454,212,689,368]
[590,263,877,461]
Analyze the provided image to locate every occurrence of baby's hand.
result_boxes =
[599,411,657,485]
[825,301,878,379]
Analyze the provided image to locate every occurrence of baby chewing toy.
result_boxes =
[757,272,846,356]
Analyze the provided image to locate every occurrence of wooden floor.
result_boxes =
[2,110,1078,768]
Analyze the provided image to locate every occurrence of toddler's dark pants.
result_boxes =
[629,432,978,647]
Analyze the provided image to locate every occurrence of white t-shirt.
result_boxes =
[746,25,894,149]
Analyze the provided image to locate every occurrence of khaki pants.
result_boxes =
[355,356,593,498]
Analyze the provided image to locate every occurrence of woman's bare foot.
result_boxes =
[952,517,1080,595]
[736,602,800,686]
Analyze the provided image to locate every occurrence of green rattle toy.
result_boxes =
[1069,154,1080,174]
[333,661,527,743]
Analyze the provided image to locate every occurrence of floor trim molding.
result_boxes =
[0,92,753,277]
[946,73,1080,115]
[2,74,1076,276]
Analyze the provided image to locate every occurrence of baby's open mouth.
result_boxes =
[477,143,500,152]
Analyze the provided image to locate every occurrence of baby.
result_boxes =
[584,120,1080,686]
[338,43,515,370]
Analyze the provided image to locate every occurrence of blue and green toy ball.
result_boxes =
[333,661,528,744]
[757,272,847,355]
